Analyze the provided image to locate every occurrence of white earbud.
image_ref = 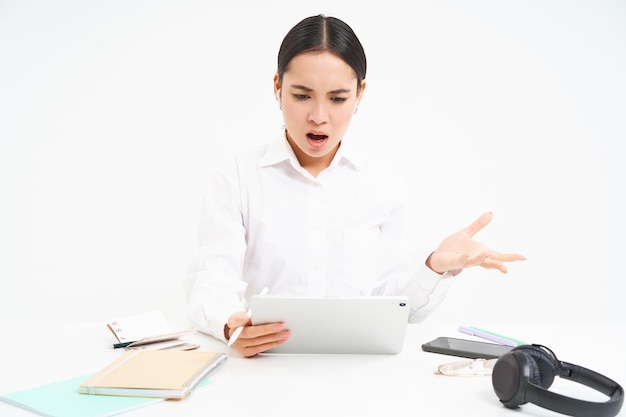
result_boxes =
[276,88,282,109]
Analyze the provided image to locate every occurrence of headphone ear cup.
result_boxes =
[491,345,558,408]
[492,346,560,409]
[521,351,545,387]
[520,346,558,389]
[493,351,527,407]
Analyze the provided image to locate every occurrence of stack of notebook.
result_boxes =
[0,350,227,417]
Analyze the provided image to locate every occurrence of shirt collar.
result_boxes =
[259,130,365,172]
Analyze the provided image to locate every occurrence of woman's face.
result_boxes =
[275,51,365,173]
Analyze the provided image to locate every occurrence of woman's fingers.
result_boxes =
[231,322,291,357]
[464,211,493,237]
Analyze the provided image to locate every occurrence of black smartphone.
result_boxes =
[421,336,514,359]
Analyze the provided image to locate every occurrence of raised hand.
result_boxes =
[426,212,526,274]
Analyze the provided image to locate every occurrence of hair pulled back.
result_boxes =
[277,15,367,91]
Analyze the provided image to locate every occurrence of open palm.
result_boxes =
[427,212,526,274]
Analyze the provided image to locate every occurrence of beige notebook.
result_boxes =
[79,350,227,399]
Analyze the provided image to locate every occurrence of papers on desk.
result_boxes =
[107,310,199,351]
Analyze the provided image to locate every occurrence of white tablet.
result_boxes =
[250,295,410,354]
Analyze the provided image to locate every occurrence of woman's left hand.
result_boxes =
[426,211,526,274]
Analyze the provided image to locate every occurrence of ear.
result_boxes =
[273,73,281,102]
[356,79,366,107]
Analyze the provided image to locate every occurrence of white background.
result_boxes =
[1,0,624,327]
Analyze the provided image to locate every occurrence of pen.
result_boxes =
[111,341,136,349]
[228,287,269,347]
[459,325,525,347]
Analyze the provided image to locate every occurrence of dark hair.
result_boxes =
[277,15,367,91]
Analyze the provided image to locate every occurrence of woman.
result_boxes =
[184,15,525,357]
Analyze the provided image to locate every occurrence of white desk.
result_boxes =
[1,321,624,417]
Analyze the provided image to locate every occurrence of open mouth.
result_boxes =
[307,133,328,142]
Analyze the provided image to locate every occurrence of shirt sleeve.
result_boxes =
[376,230,457,323]
[183,157,248,342]
[370,169,457,322]
[403,266,456,323]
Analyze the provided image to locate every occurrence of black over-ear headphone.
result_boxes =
[492,344,624,417]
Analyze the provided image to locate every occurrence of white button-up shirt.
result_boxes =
[184,132,453,341]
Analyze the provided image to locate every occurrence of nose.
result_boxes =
[307,100,329,125]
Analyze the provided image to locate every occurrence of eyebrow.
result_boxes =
[290,84,352,95]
